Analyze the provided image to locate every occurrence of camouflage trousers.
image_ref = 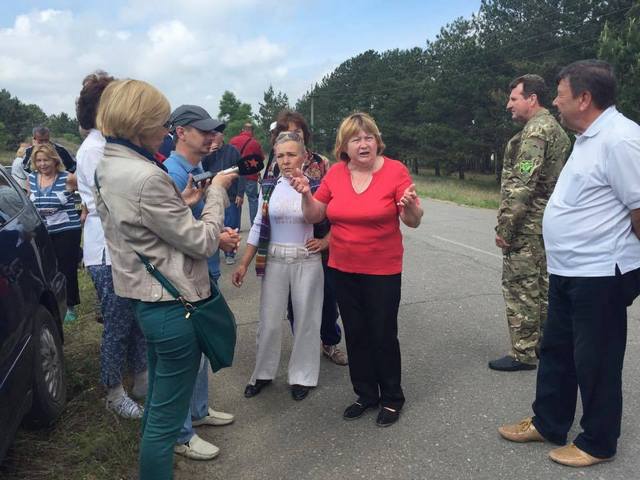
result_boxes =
[501,234,548,364]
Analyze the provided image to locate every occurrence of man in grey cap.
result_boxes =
[164,104,238,461]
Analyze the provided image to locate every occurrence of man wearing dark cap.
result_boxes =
[164,104,239,461]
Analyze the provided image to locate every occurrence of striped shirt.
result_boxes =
[28,171,81,234]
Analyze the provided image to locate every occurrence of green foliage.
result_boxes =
[296,1,636,176]
[0,89,82,150]
[217,90,268,147]
[257,85,290,135]
[598,1,640,120]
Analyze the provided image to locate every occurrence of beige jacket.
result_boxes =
[95,142,228,302]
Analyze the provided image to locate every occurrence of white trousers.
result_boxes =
[249,243,323,387]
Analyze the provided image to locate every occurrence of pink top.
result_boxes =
[314,157,415,275]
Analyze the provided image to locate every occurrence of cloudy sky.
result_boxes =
[0,0,480,117]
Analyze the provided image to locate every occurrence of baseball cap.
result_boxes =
[169,105,225,132]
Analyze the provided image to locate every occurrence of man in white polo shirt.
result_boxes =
[498,59,640,467]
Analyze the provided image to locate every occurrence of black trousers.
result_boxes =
[331,268,405,410]
[50,228,82,307]
[532,273,627,458]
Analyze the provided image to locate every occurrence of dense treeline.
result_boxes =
[0,89,80,152]
[295,0,639,177]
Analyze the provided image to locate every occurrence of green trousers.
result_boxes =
[134,300,202,480]
[501,234,548,364]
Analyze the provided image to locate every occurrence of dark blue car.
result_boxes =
[0,166,67,462]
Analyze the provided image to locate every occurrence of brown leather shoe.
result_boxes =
[548,444,614,467]
[498,417,545,443]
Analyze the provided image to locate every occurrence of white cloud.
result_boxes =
[0,5,295,117]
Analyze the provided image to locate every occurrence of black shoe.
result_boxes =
[343,402,376,420]
[488,355,537,372]
[376,407,400,427]
[291,385,310,401]
[244,379,272,398]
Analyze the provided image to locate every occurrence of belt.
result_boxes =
[268,244,312,259]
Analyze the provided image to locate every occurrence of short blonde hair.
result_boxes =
[334,112,385,162]
[31,143,64,172]
[96,79,170,145]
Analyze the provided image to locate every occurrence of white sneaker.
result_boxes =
[106,394,143,419]
[174,433,220,460]
[192,407,235,427]
[225,256,236,265]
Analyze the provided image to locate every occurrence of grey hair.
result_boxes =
[32,125,50,137]
[274,131,305,153]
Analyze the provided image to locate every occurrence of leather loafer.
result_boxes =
[549,444,614,467]
[291,385,310,401]
[244,379,272,398]
[489,355,536,371]
[343,402,376,420]
[498,417,545,443]
[376,407,400,427]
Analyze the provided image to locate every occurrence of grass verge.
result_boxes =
[0,270,140,480]
[412,170,500,210]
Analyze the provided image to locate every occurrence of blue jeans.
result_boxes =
[177,356,210,444]
[208,250,221,280]
[177,276,218,444]
[245,179,259,227]
[224,203,241,258]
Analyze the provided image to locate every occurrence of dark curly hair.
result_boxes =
[76,70,115,130]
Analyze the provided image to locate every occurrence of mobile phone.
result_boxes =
[192,171,214,185]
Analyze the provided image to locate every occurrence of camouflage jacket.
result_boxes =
[496,108,570,243]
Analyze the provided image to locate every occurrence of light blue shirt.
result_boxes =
[164,151,205,219]
[543,107,640,276]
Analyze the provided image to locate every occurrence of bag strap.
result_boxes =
[239,136,253,156]
[94,171,196,316]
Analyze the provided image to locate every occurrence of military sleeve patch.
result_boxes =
[519,160,534,175]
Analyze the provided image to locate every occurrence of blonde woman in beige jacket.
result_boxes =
[94,79,237,480]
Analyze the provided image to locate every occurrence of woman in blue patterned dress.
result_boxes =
[28,143,82,322]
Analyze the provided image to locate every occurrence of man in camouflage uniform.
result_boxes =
[489,74,571,372]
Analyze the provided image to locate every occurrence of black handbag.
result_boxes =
[137,255,237,372]
[94,171,236,372]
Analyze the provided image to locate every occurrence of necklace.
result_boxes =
[38,172,56,190]
[350,169,373,194]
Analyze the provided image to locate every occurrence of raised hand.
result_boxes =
[397,184,418,208]
[289,168,310,195]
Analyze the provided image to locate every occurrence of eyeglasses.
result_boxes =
[162,119,172,129]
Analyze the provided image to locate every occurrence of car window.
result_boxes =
[0,172,25,227]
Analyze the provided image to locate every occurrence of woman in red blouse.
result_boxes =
[290,112,423,426]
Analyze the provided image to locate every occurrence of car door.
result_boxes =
[0,172,38,457]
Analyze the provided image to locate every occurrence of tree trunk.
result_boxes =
[434,160,441,177]
[458,163,465,180]
[411,158,419,174]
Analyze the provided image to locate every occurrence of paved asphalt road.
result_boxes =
[175,198,640,480]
